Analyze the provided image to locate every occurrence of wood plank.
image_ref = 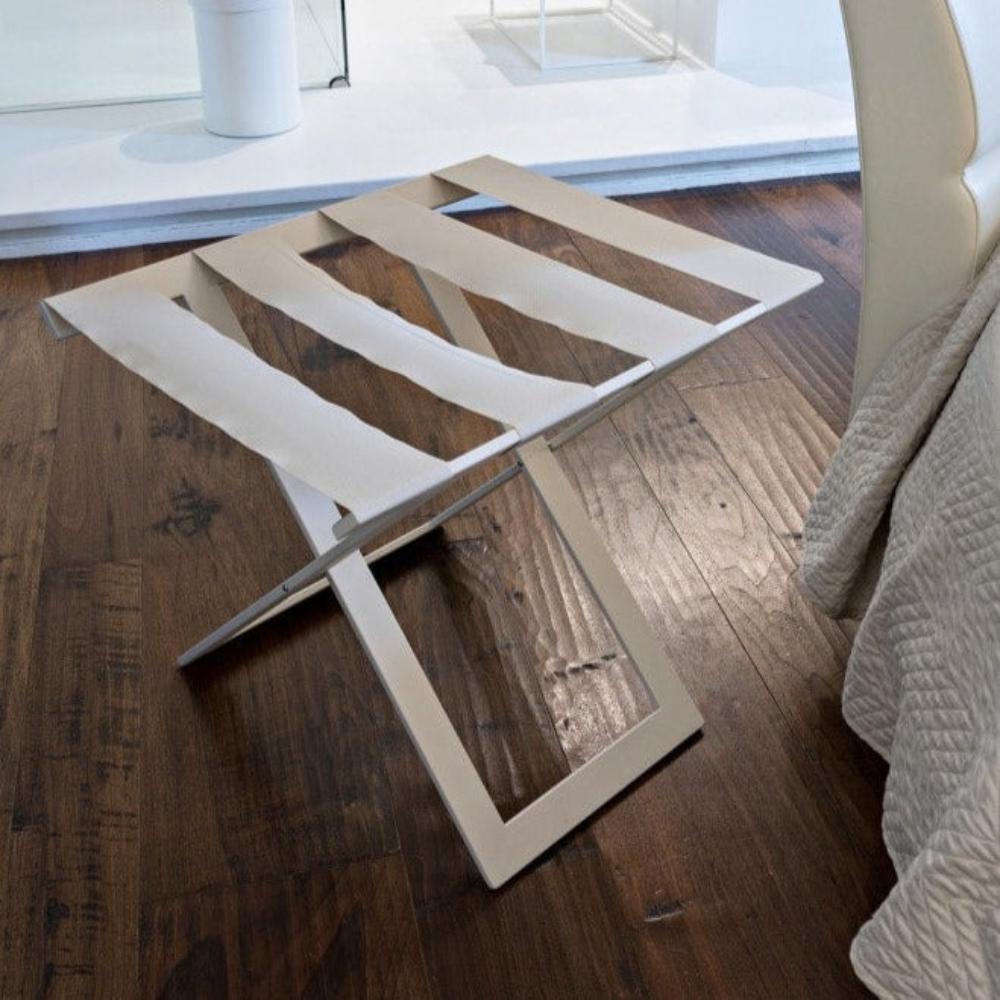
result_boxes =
[376,527,575,814]
[750,180,865,291]
[7,560,142,998]
[303,236,656,996]
[138,299,400,903]
[0,826,46,999]
[680,374,841,555]
[4,250,150,997]
[141,855,432,1000]
[838,175,863,209]
[612,380,884,819]
[473,474,651,770]
[41,248,147,565]
[0,254,70,1000]
[0,437,59,807]
[558,424,891,998]
[461,207,890,996]
[626,186,859,435]
[465,209,878,826]
[0,179,890,999]
[0,255,66,443]
[0,255,67,849]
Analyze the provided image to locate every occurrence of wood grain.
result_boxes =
[0,256,65,881]
[557,423,885,997]
[309,235,654,998]
[0,176,893,1000]
[1,251,146,1000]
[608,378,884,831]
[41,249,147,565]
[138,245,401,902]
[0,256,65,442]
[465,204,891,995]
[680,374,841,554]
[141,856,431,1000]
[630,186,860,434]
[750,179,865,291]
[7,561,142,999]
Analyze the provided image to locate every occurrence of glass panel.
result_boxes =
[0,0,347,113]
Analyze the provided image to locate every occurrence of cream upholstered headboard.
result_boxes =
[842,0,1000,409]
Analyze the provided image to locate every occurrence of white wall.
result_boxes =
[675,0,720,67]
[620,0,676,32]
[675,0,850,90]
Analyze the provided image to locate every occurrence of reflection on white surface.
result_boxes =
[0,0,345,112]
[118,117,257,162]
[487,0,675,72]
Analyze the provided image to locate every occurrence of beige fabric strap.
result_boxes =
[323,191,720,368]
[195,237,597,437]
[433,156,820,309]
[48,285,452,519]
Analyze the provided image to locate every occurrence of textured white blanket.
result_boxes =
[800,250,1000,999]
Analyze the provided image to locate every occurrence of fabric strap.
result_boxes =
[196,236,597,438]
[48,284,452,520]
[324,190,720,368]
[434,156,819,309]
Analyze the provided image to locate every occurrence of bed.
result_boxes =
[800,2,1000,995]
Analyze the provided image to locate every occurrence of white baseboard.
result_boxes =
[0,139,858,259]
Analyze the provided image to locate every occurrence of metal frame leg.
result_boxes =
[178,459,525,664]
[404,266,701,884]
[178,261,702,888]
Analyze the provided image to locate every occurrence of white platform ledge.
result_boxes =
[0,26,857,259]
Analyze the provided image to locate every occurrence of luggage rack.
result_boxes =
[42,156,821,887]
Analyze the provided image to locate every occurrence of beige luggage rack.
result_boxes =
[42,156,821,887]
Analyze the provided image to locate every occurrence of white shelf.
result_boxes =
[0,0,857,258]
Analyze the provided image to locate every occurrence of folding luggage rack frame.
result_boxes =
[42,156,821,887]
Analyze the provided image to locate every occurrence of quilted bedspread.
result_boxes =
[800,249,1000,999]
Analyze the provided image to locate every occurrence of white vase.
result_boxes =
[190,0,302,138]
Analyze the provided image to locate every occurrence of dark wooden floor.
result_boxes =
[0,176,893,999]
